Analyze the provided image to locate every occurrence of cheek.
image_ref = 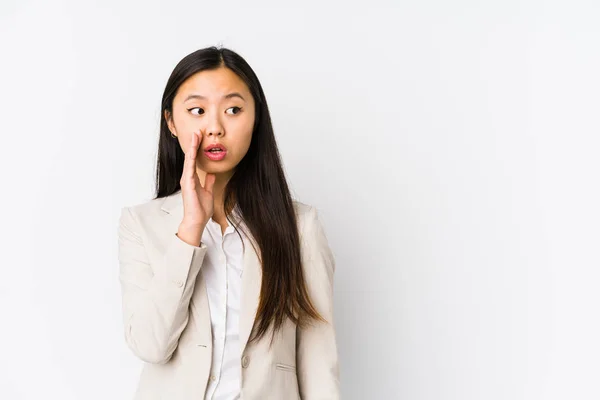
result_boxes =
[176,133,195,155]
[236,130,253,157]
[228,120,253,156]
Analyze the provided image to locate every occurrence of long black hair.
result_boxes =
[154,46,324,343]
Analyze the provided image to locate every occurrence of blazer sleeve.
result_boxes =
[296,206,341,399]
[117,206,208,364]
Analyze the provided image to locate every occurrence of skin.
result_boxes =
[165,66,256,236]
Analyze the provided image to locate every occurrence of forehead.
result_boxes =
[176,67,252,100]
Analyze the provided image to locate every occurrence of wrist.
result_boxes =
[176,223,205,247]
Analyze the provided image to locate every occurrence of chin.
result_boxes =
[201,162,235,175]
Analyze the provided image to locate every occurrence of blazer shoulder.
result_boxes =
[292,199,312,215]
[292,199,316,222]
[120,195,167,220]
[292,200,323,236]
[122,196,316,228]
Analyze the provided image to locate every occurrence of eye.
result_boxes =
[226,106,243,115]
[188,107,204,115]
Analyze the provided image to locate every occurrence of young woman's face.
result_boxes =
[165,67,256,176]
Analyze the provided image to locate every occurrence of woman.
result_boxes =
[117,46,340,400]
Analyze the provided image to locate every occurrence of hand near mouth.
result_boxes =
[177,130,215,246]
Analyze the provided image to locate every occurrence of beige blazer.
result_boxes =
[117,190,340,400]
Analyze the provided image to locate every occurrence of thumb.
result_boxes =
[204,173,216,194]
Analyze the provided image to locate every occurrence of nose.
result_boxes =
[206,128,222,137]
[202,111,224,137]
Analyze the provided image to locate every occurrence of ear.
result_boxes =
[164,110,177,137]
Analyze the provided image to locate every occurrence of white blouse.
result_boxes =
[201,211,246,400]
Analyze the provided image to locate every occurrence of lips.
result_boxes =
[204,143,227,152]
[203,143,227,161]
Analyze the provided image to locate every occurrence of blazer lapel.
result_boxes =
[239,232,262,352]
[159,190,262,351]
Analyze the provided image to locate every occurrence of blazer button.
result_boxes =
[241,355,249,368]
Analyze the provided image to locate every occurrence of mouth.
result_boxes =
[204,144,227,152]
[203,144,227,161]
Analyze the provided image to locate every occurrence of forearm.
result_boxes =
[118,207,208,364]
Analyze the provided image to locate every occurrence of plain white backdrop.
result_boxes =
[1,0,599,399]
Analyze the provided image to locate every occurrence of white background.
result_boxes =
[1,1,599,399]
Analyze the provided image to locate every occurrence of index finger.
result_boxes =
[184,130,203,178]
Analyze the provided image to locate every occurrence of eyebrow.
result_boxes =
[183,92,246,102]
